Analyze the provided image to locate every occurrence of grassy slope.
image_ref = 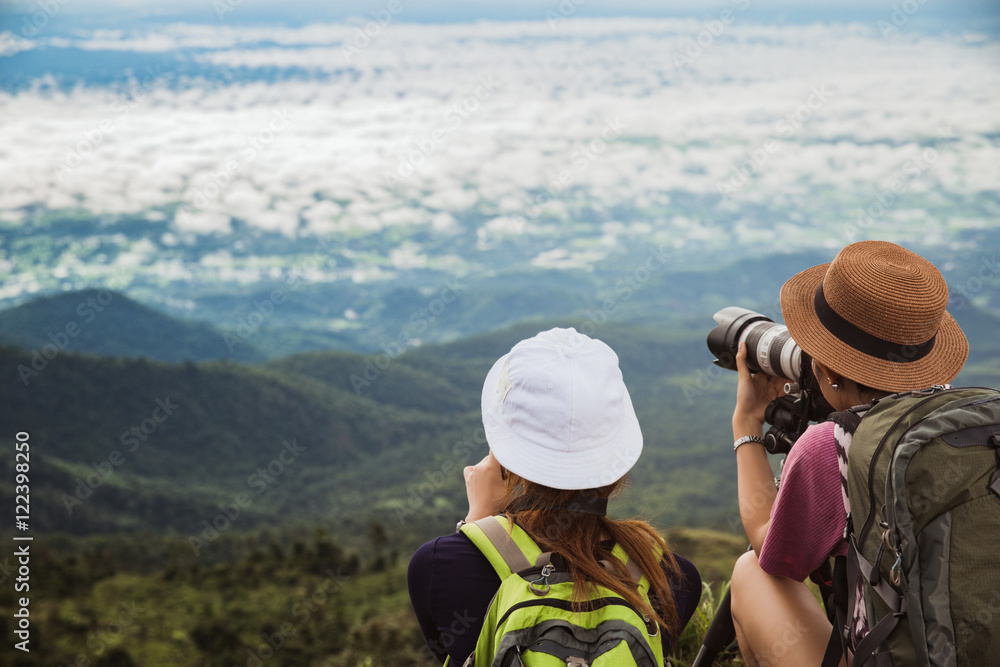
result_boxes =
[0,525,748,666]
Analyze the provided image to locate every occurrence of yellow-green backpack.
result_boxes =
[452,515,664,667]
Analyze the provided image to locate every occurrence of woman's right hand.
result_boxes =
[733,340,788,436]
[463,452,507,523]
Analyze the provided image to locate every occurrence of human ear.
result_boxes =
[813,360,842,389]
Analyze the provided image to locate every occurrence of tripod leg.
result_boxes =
[690,588,736,667]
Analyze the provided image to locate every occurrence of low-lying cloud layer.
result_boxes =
[0,17,998,299]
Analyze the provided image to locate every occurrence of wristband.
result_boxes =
[733,435,766,453]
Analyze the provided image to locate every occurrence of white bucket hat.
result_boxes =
[481,327,643,490]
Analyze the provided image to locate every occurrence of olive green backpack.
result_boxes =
[453,516,664,667]
[824,387,1000,667]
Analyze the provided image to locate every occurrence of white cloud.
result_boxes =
[0,18,996,297]
[174,209,232,235]
[115,238,158,267]
[389,243,428,270]
[430,211,458,232]
[302,200,343,221]
[0,31,35,57]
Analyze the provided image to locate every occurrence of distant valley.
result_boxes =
[1,252,997,557]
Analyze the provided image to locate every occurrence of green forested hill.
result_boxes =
[3,302,998,547]
[0,288,265,363]
[0,318,754,553]
[0,345,472,542]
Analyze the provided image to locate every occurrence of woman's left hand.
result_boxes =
[464,452,507,523]
[733,340,789,435]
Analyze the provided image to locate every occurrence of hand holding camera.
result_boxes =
[732,340,789,435]
[463,452,507,523]
[708,306,835,454]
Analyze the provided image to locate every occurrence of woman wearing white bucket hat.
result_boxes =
[408,327,703,664]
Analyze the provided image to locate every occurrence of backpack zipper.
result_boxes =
[496,596,657,636]
[859,388,1000,546]
[859,392,942,545]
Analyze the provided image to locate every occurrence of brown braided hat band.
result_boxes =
[780,241,968,393]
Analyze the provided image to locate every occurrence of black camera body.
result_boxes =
[707,307,835,454]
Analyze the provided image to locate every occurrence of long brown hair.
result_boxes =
[499,470,681,637]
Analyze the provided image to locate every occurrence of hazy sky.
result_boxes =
[1,0,998,25]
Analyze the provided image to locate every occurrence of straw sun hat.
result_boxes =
[780,241,968,393]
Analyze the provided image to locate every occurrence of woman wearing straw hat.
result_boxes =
[408,327,703,664]
[728,240,968,666]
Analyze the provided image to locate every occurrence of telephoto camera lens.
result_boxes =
[706,307,803,381]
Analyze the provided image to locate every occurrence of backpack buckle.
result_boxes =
[881,527,897,552]
[890,553,903,588]
[910,384,950,397]
[529,564,554,596]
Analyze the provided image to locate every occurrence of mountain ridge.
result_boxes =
[0,288,266,365]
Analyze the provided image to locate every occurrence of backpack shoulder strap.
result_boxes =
[827,405,870,522]
[463,517,651,588]
[828,408,864,436]
[822,406,870,667]
[602,544,648,589]
[460,516,544,579]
